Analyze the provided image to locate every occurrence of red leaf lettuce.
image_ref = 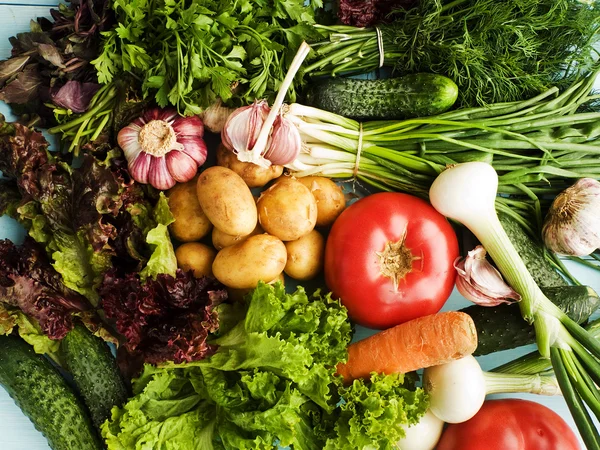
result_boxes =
[0,114,176,304]
[99,269,227,365]
[0,238,89,340]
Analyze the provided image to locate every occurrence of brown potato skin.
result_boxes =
[175,242,217,278]
[212,234,287,289]
[284,230,325,281]
[168,178,212,242]
[196,166,257,236]
[257,177,318,241]
[212,222,265,250]
[216,144,283,188]
[296,176,346,227]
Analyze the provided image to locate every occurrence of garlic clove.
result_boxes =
[148,156,176,190]
[455,245,521,307]
[172,115,204,137]
[543,178,600,256]
[129,152,152,184]
[455,275,505,306]
[263,114,302,165]
[143,108,163,122]
[166,150,198,183]
[156,108,179,123]
[222,101,270,153]
[117,123,143,161]
[178,135,207,166]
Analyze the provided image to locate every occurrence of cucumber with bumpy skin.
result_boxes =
[304,74,459,120]
[0,335,102,450]
[499,213,566,287]
[466,213,599,355]
[465,285,600,356]
[61,324,129,429]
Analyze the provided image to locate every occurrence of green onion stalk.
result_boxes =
[47,82,119,156]
[567,252,600,278]
[283,66,600,235]
[492,318,600,376]
[428,162,600,450]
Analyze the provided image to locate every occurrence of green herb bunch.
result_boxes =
[306,0,600,107]
[93,0,323,115]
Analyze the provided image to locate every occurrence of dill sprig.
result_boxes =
[306,0,600,107]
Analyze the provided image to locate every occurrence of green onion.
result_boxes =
[48,84,118,156]
[284,67,600,233]
[492,318,600,375]
[428,162,600,450]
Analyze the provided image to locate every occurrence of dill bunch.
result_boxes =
[307,0,600,107]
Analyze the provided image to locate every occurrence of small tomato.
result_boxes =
[436,399,581,450]
[324,192,458,329]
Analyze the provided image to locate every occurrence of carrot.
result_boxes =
[336,311,478,383]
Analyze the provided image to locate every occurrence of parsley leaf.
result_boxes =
[93,0,321,114]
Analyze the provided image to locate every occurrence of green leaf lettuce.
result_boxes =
[103,283,428,449]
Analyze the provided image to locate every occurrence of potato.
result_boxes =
[212,222,265,250]
[296,176,346,227]
[216,144,283,188]
[257,177,317,241]
[212,234,287,289]
[196,166,257,236]
[168,178,212,242]
[227,272,285,302]
[284,230,325,281]
[175,242,217,278]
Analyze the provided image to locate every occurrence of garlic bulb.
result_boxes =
[222,103,302,167]
[454,246,521,306]
[543,178,600,256]
[201,99,236,133]
[118,108,207,190]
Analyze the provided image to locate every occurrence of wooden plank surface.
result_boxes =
[0,1,598,449]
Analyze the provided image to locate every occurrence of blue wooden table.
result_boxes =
[0,2,599,448]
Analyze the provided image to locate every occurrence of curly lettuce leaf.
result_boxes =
[323,373,428,450]
[102,367,217,450]
[0,238,117,353]
[0,117,176,302]
[0,180,20,218]
[139,192,176,281]
[104,284,427,450]
[50,228,114,303]
[0,239,90,340]
[0,303,60,355]
[100,269,227,365]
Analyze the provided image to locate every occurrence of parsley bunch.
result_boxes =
[93,0,322,115]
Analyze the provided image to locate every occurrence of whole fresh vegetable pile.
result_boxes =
[1,0,600,449]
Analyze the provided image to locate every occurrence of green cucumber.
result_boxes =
[499,213,567,287]
[0,335,102,450]
[464,213,600,355]
[465,285,600,356]
[61,324,129,429]
[304,74,459,120]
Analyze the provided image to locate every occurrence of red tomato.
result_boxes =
[324,192,458,329]
[437,399,581,450]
